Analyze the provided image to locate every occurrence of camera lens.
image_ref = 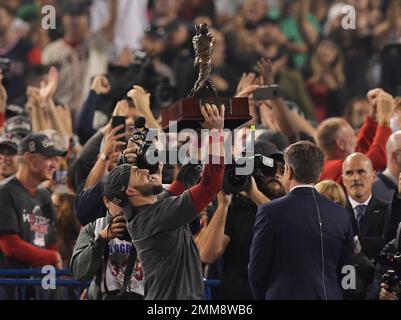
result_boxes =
[223,166,250,194]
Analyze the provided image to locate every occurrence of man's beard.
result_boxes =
[136,184,164,197]
[255,176,286,200]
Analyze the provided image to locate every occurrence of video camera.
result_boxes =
[223,154,276,194]
[378,223,401,297]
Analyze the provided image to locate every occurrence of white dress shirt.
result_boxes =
[290,184,315,192]
[348,195,372,221]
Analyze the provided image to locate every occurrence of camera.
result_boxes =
[381,270,401,295]
[378,223,401,297]
[135,128,160,174]
[223,154,276,194]
[118,117,160,174]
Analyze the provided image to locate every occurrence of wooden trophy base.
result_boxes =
[161,97,251,131]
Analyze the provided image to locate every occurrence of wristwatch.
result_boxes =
[99,152,109,161]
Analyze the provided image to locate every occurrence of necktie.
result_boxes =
[355,204,367,232]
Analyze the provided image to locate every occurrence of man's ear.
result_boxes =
[126,186,136,197]
[336,138,344,151]
[103,196,109,207]
[24,152,32,164]
[372,170,377,182]
[284,164,293,180]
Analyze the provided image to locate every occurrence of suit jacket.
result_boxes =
[249,187,354,300]
[386,192,401,242]
[372,172,398,205]
[345,196,390,261]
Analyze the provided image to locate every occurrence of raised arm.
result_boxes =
[358,92,394,171]
[257,59,299,142]
[189,104,225,213]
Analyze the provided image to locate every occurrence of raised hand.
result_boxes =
[91,75,111,95]
[39,66,59,101]
[235,72,260,97]
[200,103,225,131]
[112,100,129,117]
[101,124,128,159]
[376,91,395,126]
[367,88,385,120]
[127,85,151,113]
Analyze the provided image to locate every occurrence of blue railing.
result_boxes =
[0,269,90,300]
[0,269,221,300]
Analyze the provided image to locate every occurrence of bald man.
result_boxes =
[373,131,401,204]
[342,153,390,260]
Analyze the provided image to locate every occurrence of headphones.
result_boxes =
[311,188,328,300]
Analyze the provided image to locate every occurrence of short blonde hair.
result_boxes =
[315,180,346,207]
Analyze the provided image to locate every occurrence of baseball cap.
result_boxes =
[5,116,32,137]
[0,132,23,153]
[18,133,67,157]
[254,140,284,163]
[103,164,132,207]
[6,104,25,118]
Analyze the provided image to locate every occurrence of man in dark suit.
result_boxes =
[372,131,401,204]
[249,141,355,300]
[342,153,391,261]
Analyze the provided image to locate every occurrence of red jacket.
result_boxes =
[320,117,392,185]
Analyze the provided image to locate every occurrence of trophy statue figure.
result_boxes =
[189,23,218,98]
[161,23,251,131]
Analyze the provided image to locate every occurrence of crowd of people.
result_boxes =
[1,0,401,300]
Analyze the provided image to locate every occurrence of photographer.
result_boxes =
[196,141,285,300]
[70,165,144,300]
[378,172,401,300]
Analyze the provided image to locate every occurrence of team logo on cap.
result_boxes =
[29,141,36,152]
[7,118,31,132]
[112,197,122,205]
[41,138,54,149]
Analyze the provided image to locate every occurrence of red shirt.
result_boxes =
[320,117,392,185]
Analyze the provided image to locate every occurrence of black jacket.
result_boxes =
[385,192,401,243]
[345,196,390,261]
